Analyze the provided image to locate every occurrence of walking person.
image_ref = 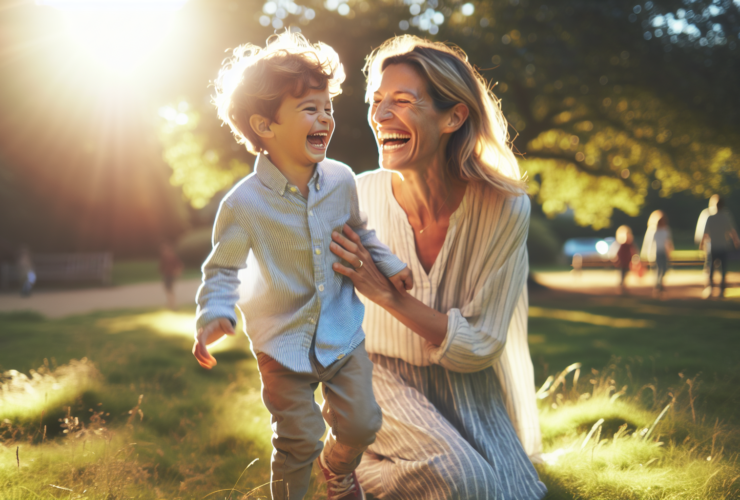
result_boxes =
[641,210,673,295]
[17,245,36,297]
[159,242,184,310]
[611,225,638,294]
[699,195,740,298]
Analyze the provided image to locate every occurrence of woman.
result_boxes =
[641,210,674,293]
[329,36,546,499]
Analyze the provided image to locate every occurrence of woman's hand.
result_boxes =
[330,224,410,306]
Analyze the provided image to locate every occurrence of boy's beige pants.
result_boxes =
[257,340,382,500]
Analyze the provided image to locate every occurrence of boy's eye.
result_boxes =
[304,107,317,112]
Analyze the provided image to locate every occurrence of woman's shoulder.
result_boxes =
[469,181,531,220]
[356,169,392,198]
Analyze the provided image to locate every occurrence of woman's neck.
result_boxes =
[391,160,466,228]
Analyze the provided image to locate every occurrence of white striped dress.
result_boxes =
[355,170,546,500]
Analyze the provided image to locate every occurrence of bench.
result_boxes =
[571,250,706,272]
[0,252,113,289]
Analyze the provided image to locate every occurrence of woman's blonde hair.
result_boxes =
[363,35,524,195]
[214,32,344,154]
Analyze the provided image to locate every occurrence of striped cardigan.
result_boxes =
[356,169,542,457]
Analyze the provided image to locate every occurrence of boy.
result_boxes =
[193,33,412,500]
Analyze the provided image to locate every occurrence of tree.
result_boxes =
[166,0,738,228]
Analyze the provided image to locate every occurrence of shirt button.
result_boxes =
[315,248,321,255]
[337,353,345,360]
[290,186,297,192]
[316,183,320,190]
[309,210,314,216]
[309,318,316,324]
[318,284,325,292]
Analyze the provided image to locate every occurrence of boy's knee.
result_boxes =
[337,404,382,448]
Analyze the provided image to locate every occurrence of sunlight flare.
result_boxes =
[36,0,189,74]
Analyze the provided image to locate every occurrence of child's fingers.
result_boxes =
[392,279,406,294]
[218,318,235,335]
[192,340,216,369]
[404,274,414,290]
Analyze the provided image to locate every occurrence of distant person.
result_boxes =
[698,195,739,298]
[17,245,36,297]
[194,33,411,500]
[611,225,638,293]
[641,210,673,294]
[159,243,183,310]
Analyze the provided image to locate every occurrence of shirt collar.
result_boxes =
[255,154,289,196]
[255,153,325,196]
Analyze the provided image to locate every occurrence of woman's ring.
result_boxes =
[356,259,364,270]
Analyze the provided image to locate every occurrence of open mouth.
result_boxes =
[307,131,328,151]
[378,131,411,152]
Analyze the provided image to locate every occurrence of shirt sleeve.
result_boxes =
[346,174,407,278]
[195,198,252,331]
[425,195,530,373]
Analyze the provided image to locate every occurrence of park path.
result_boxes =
[0,269,737,320]
[0,279,202,318]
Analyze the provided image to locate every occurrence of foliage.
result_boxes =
[220,0,740,229]
[158,103,252,209]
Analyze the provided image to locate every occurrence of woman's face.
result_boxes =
[368,63,450,173]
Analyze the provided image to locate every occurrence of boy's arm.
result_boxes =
[195,199,251,332]
[345,175,407,278]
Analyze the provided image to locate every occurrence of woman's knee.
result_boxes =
[432,451,501,500]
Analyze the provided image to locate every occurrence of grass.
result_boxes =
[111,260,201,286]
[0,293,738,499]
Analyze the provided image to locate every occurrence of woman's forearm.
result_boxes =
[378,290,448,346]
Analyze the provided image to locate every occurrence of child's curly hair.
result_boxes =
[214,31,345,155]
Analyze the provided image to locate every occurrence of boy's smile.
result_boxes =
[269,85,335,171]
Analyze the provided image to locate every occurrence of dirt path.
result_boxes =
[0,279,202,318]
[0,269,737,320]
[533,269,740,300]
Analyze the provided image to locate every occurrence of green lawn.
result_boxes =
[0,293,738,499]
[112,260,201,286]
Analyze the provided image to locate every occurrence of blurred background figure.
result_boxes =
[611,225,638,294]
[642,210,674,295]
[159,243,183,309]
[17,245,36,297]
[698,195,740,298]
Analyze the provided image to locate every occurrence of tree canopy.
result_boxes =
[0,0,737,254]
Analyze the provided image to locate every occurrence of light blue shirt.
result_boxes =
[196,154,407,373]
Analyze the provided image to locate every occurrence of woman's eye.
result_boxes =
[397,100,410,104]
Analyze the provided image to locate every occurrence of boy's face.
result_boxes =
[269,85,334,168]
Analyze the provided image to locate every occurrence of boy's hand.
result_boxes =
[192,318,235,369]
[389,267,413,294]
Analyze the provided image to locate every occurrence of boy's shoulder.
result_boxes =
[319,157,355,182]
[219,171,260,207]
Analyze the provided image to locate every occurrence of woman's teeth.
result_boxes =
[379,132,411,151]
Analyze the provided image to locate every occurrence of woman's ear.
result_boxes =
[443,103,469,133]
[249,114,274,140]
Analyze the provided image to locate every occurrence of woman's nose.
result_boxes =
[373,98,392,122]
